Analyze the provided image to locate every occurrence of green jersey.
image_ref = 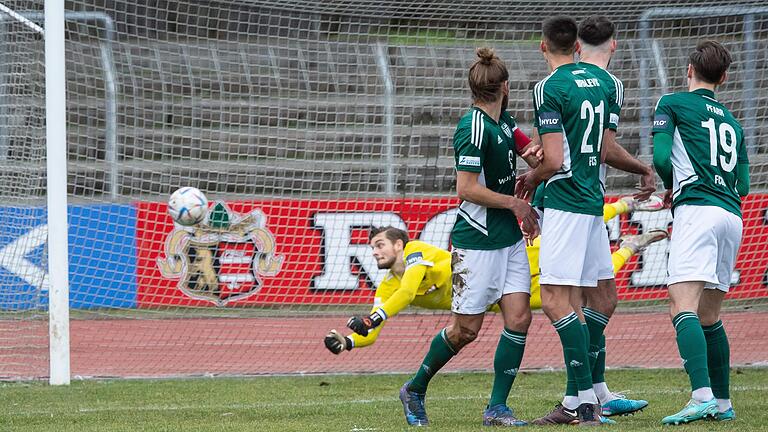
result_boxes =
[451,107,523,250]
[580,62,624,192]
[652,88,747,217]
[533,63,608,216]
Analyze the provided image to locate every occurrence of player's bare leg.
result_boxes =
[698,289,733,421]
[535,284,600,426]
[483,293,531,426]
[400,313,482,426]
[662,281,718,424]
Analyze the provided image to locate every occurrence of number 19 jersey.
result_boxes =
[652,88,747,218]
[533,63,608,216]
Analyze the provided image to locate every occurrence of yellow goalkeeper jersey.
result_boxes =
[372,240,453,319]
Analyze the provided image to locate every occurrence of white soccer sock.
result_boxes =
[578,389,599,405]
[691,387,715,403]
[562,395,580,410]
[716,399,732,412]
[593,382,614,403]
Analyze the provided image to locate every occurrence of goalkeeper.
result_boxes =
[325,204,666,353]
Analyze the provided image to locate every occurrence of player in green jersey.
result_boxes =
[653,41,748,425]
[398,47,541,427]
[568,15,653,420]
[518,16,609,426]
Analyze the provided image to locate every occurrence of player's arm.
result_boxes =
[651,97,675,191]
[345,262,428,337]
[518,82,564,199]
[515,127,542,168]
[736,135,750,197]
[603,131,656,200]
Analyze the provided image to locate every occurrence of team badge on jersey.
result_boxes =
[501,122,513,138]
[157,202,284,306]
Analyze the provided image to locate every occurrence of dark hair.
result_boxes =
[578,15,615,46]
[689,40,732,84]
[542,16,578,55]
[369,226,409,247]
[468,47,509,103]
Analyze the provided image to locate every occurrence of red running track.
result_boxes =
[2,311,767,379]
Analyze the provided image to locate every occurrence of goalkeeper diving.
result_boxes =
[325,196,667,354]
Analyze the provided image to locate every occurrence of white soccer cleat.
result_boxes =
[620,195,664,212]
[619,229,669,254]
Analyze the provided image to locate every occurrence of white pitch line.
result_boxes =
[6,385,768,417]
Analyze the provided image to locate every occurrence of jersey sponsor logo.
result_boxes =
[610,113,620,126]
[706,104,724,117]
[157,202,284,306]
[501,122,513,138]
[653,114,670,128]
[405,251,424,267]
[572,69,586,75]
[459,155,481,167]
[538,111,561,127]
[497,135,504,144]
[575,78,600,88]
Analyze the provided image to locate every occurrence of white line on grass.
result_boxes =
[7,385,768,417]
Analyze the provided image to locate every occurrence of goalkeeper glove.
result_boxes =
[324,330,352,355]
[346,310,385,336]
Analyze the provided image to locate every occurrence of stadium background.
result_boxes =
[0,0,767,380]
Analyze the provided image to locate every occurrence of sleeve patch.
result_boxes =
[405,252,424,267]
[538,111,562,128]
[458,155,481,167]
[609,113,620,126]
[653,114,671,129]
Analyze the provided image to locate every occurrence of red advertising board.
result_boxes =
[136,195,768,307]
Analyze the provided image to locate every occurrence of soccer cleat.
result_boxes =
[711,407,735,421]
[577,402,602,426]
[483,404,528,426]
[619,229,669,254]
[601,393,649,417]
[661,398,718,425]
[531,403,579,425]
[620,195,664,212]
[399,380,429,426]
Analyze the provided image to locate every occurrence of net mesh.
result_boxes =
[1,0,767,379]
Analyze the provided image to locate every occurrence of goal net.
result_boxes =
[1,0,767,380]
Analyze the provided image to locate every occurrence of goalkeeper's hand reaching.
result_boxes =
[346,311,384,336]
[324,330,352,355]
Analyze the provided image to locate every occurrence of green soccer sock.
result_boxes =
[703,320,730,400]
[488,328,526,407]
[408,328,457,394]
[553,312,593,392]
[583,307,609,383]
[592,334,607,384]
[672,312,711,392]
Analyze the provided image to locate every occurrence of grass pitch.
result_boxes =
[2,368,767,431]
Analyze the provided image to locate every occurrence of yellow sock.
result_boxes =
[603,200,630,223]
[611,247,635,274]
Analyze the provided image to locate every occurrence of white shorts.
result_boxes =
[451,240,531,315]
[539,208,614,287]
[668,205,742,292]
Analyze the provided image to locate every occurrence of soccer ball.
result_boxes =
[168,187,208,226]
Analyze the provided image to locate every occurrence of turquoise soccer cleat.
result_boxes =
[483,404,528,426]
[599,415,617,425]
[661,398,718,425]
[399,380,429,426]
[601,394,649,417]
[711,407,735,421]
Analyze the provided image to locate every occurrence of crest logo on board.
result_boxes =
[157,202,284,306]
